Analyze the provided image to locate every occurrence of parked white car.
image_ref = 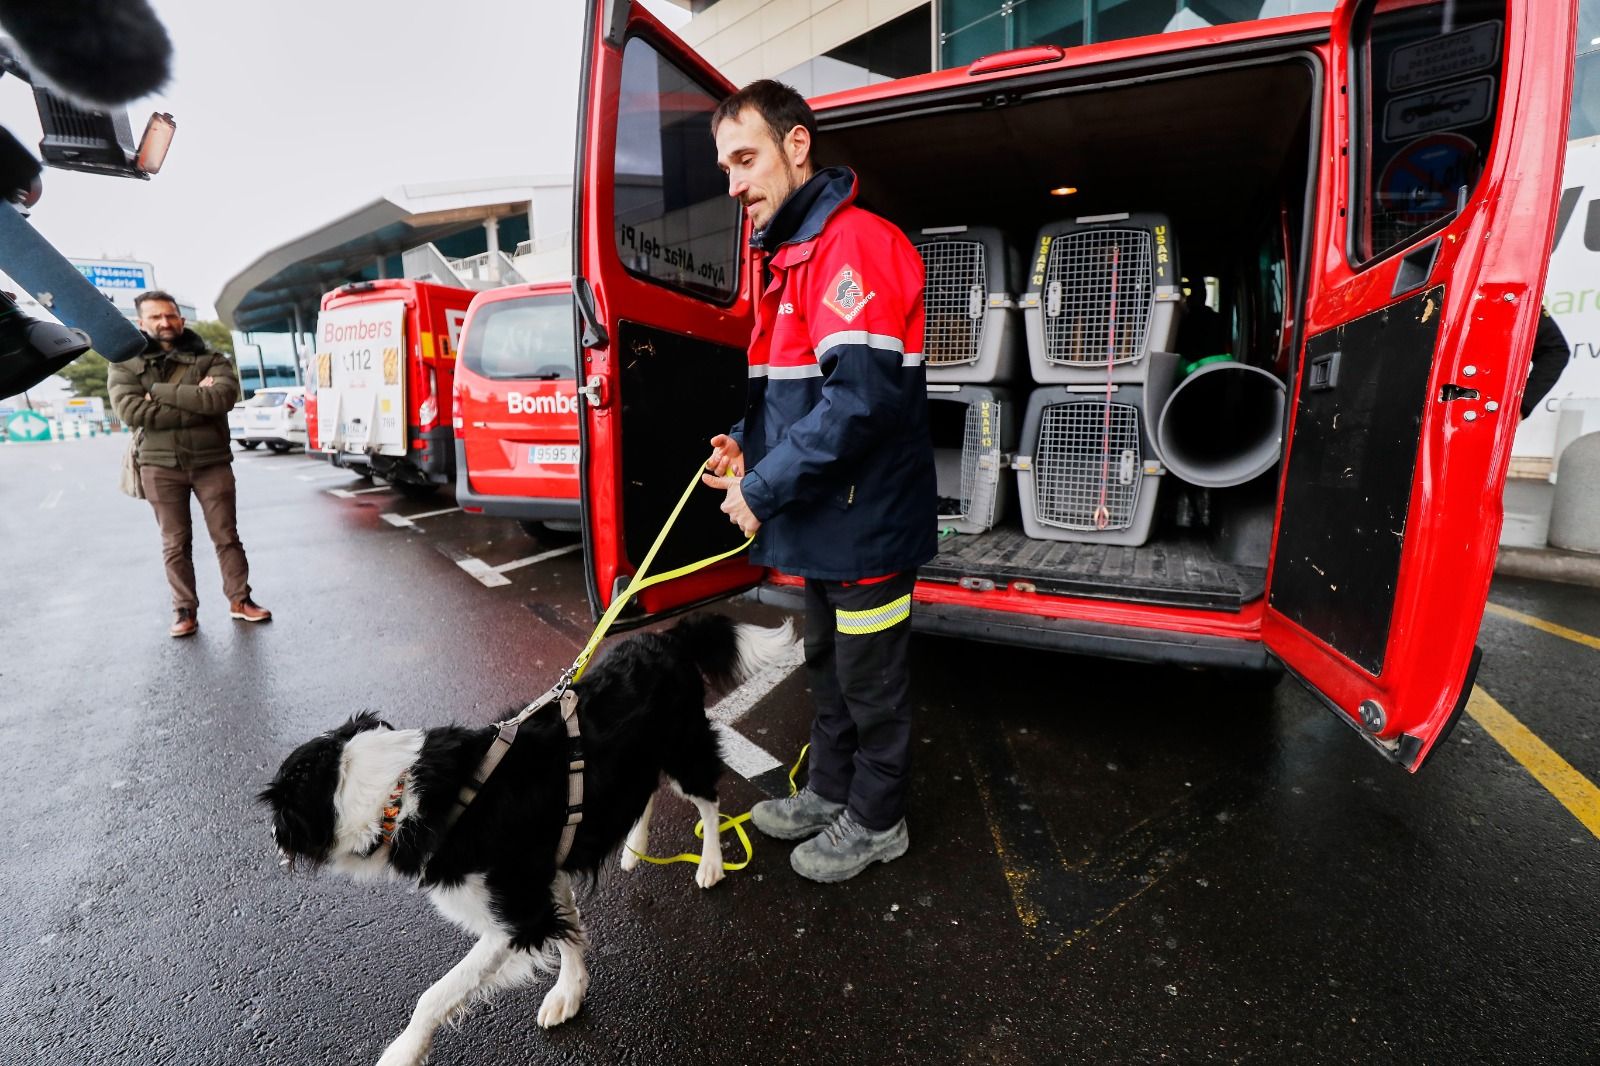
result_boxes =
[229,386,307,452]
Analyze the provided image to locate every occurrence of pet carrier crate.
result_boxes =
[1020,212,1182,385]
[929,384,1017,534]
[1013,384,1167,547]
[911,226,1023,384]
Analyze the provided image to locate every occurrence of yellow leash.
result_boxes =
[558,461,768,871]
[568,463,754,686]
[625,744,811,871]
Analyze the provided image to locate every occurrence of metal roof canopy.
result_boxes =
[215,177,563,332]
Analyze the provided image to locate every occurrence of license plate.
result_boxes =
[254,412,274,424]
[530,445,579,465]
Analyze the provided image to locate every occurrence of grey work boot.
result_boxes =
[749,787,845,841]
[790,810,909,883]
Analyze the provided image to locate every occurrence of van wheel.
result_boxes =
[267,442,291,453]
[240,441,261,450]
[393,481,439,500]
[520,520,580,540]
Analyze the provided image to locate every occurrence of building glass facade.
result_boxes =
[938,0,1338,69]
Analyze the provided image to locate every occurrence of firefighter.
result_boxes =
[702,80,937,883]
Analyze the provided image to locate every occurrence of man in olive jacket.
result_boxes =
[108,291,271,637]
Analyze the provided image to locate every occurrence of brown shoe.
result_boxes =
[170,608,198,638]
[229,597,272,623]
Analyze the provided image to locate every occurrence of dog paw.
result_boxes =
[537,982,584,1028]
[695,859,725,890]
[619,847,641,872]
[375,1033,429,1066]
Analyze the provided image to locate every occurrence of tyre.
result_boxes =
[240,440,261,450]
[392,480,439,500]
[267,442,291,453]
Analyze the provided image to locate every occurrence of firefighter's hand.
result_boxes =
[704,472,760,537]
[702,434,744,482]
[199,375,215,387]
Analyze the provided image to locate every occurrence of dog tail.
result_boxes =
[671,613,797,690]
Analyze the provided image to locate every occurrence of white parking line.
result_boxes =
[434,541,580,587]
[712,722,781,778]
[382,506,461,529]
[328,485,394,499]
[493,543,582,574]
[39,489,62,510]
[297,469,356,482]
[709,639,805,725]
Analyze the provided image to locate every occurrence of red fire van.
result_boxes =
[310,279,474,495]
[452,281,582,531]
[571,0,1575,771]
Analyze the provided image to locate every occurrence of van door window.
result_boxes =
[1353,0,1506,263]
[613,36,740,304]
[461,296,577,381]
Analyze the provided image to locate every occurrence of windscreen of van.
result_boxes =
[462,296,576,381]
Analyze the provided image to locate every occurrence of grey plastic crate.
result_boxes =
[912,226,1023,384]
[1020,212,1182,384]
[930,383,1017,534]
[1014,385,1166,547]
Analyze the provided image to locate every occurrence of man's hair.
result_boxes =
[711,79,816,149]
[134,290,180,314]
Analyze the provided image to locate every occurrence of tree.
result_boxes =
[58,350,109,401]
[191,320,234,356]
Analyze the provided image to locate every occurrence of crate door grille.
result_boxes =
[1033,401,1142,530]
[1042,229,1154,366]
[960,398,1002,527]
[917,239,986,366]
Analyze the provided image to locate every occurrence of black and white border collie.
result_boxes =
[258,613,794,1066]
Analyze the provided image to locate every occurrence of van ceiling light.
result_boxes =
[1050,186,1078,197]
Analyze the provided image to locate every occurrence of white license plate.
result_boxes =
[530,445,579,465]
[254,413,275,424]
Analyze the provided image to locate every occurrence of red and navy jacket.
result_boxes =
[732,166,936,582]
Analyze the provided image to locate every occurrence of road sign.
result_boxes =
[5,410,50,441]
[70,259,157,317]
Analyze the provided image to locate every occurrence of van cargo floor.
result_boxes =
[922,529,1266,612]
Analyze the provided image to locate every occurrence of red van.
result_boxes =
[309,279,474,496]
[452,281,582,531]
[570,0,1574,772]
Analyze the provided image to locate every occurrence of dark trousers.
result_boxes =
[141,461,251,611]
[803,571,916,830]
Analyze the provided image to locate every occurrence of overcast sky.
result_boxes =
[0,0,688,322]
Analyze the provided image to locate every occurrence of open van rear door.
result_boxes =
[1265,0,1575,770]
[574,0,761,623]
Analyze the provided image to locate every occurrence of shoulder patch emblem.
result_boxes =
[820,264,875,324]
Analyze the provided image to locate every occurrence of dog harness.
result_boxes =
[438,681,585,866]
[430,463,756,871]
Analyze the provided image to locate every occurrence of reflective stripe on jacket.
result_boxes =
[735,167,937,581]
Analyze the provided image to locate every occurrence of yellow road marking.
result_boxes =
[1466,686,1600,839]
[1484,601,1600,653]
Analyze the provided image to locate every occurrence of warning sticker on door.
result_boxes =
[1388,21,1501,92]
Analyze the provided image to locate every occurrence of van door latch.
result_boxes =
[1439,383,1480,402]
[579,375,608,409]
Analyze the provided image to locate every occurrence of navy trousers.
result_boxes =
[802,571,916,830]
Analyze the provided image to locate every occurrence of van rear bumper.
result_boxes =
[749,583,1271,671]
[453,441,580,522]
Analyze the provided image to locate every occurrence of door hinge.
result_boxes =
[573,275,609,350]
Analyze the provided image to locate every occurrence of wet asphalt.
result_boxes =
[1,434,1597,1066]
